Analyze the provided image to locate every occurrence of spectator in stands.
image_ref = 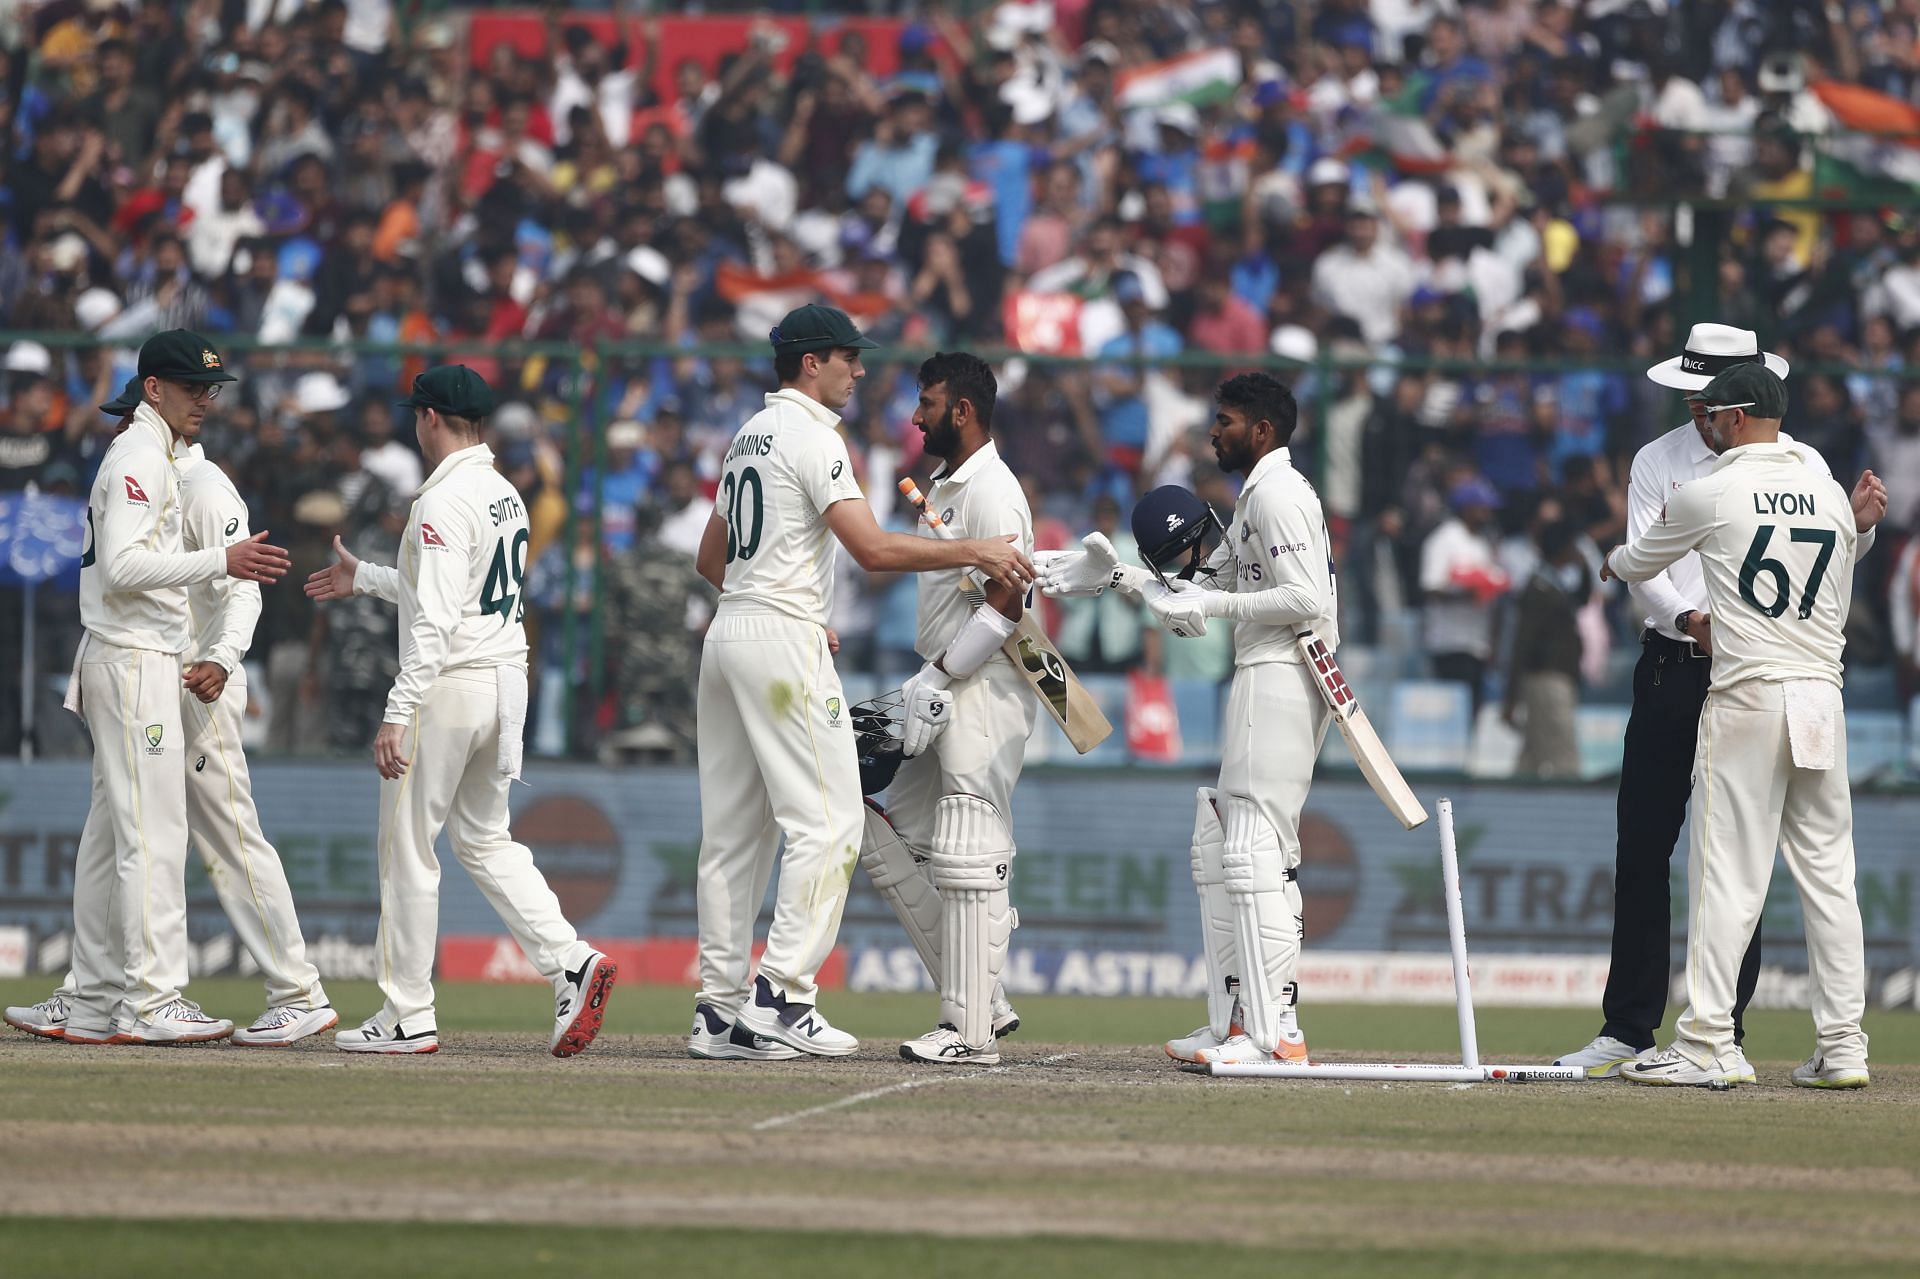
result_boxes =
[1504,519,1586,778]
[1310,200,1416,345]
[1420,477,1509,711]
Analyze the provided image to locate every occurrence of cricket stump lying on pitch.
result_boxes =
[1206,797,1585,1084]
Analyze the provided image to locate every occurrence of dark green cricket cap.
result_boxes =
[1687,364,1788,418]
[769,304,879,356]
[136,329,238,383]
[100,375,142,416]
[399,364,496,419]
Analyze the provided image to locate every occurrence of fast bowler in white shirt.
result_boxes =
[687,306,1034,1061]
[1555,324,1886,1080]
[1603,364,1872,1090]
[307,365,616,1058]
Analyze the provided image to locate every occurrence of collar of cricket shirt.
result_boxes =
[418,442,495,494]
[929,438,1001,488]
[1712,441,1799,472]
[130,402,181,461]
[1240,445,1293,495]
[765,387,842,427]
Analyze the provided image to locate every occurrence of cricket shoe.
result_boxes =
[1193,1031,1309,1067]
[1722,1045,1757,1085]
[991,987,1020,1039]
[900,1024,1000,1067]
[551,951,618,1059]
[336,1017,439,1055]
[1166,1003,1247,1063]
[233,1005,339,1047]
[4,993,69,1040]
[125,1000,234,1046]
[1619,1046,1742,1088]
[734,975,858,1057]
[1553,1034,1654,1080]
[687,1003,801,1061]
[1790,1055,1870,1090]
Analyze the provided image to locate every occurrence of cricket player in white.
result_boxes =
[1039,373,1335,1066]
[6,380,334,1047]
[56,331,292,1046]
[865,353,1036,1066]
[306,365,616,1058]
[1605,364,1872,1089]
[689,306,1034,1061]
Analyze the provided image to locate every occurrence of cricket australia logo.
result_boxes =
[144,724,165,755]
[826,697,842,726]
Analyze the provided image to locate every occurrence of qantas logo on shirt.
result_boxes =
[420,522,447,548]
[124,476,149,504]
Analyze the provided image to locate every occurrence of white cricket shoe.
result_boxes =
[1790,1055,1869,1090]
[1723,1044,1757,1084]
[233,1005,339,1047]
[1193,1031,1309,1067]
[5,993,69,1040]
[1619,1045,1742,1088]
[687,1003,801,1061]
[990,988,1020,1039]
[336,1017,439,1055]
[899,1024,1000,1067]
[550,951,618,1058]
[1554,1034,1654,1079]
[1165,1025,1229,1063]
[734,975,858,1057]
[125,1000,234,1046]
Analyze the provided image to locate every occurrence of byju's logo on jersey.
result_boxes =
[144,724,164,755]
[124,476,149,505]
[420,522,447,549]
[826,697,842,727]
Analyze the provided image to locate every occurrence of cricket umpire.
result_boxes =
[1556,325,1886,1080]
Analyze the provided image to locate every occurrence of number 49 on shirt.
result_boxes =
[482,529,530,623]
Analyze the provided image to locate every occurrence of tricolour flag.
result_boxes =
[1115,49,1241,111]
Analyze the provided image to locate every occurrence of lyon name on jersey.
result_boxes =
[714,388,863,628]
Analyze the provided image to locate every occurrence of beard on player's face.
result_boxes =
[922,401,960,458]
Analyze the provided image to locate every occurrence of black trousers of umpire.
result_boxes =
[1600,632,1763,1050]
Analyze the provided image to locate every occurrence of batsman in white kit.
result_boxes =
[856,353,1035,1066]
[306,365,616,1057]
[1039,373,1335,1066]
[6,378,334,1047]
[45,331,293,1046]
[688,307,1034,1061]
[1603,364,1872,1089]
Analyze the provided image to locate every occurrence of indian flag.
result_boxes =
[1116,49,1241,111]
[1338,72,1451,175]
[1809,80,1920,199]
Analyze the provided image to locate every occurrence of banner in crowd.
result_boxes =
[2,762,1916,1009]
[0,491,87,586]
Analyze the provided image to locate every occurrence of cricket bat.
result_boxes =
[1296,630,1429,829]
[899,478,1113,754]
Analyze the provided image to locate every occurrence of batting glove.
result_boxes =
[1035,533,1153,600]
[1144,579,1212,639]
[900,664,953,758]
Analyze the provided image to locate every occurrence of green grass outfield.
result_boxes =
[2,980,1916,1279]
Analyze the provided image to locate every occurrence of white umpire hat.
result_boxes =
[1645,322,1789,391]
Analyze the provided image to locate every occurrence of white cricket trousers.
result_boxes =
[69,639,192,1030]
[1217,660,1330,863]
[1677,679,1868,1068]
[63,667,327,1019]
[374,668,589,1027]
[695,606,863,1011]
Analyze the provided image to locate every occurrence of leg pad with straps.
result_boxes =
[930,793,1014,1049]
[1220,793,1303,1054]
[1189,787,1239,1039]
[858,801,941,986]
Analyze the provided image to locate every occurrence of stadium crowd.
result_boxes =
[3,0,1920,763]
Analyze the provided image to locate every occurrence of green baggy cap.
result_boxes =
[399,364,496,419]
[769,303,879,355]
[136,329,238,383]
[100,375,142,416]
[1687,363,1789,418]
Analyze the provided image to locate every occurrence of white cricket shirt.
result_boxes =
[1609,442,1854,691]
[179,443,262,676]
[353,444,531,723]
[1197,446,1340,667]
[712,388,864,628]
[914,439,1033,664]
[1625,421,1869,640]
[78,404,227,654]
